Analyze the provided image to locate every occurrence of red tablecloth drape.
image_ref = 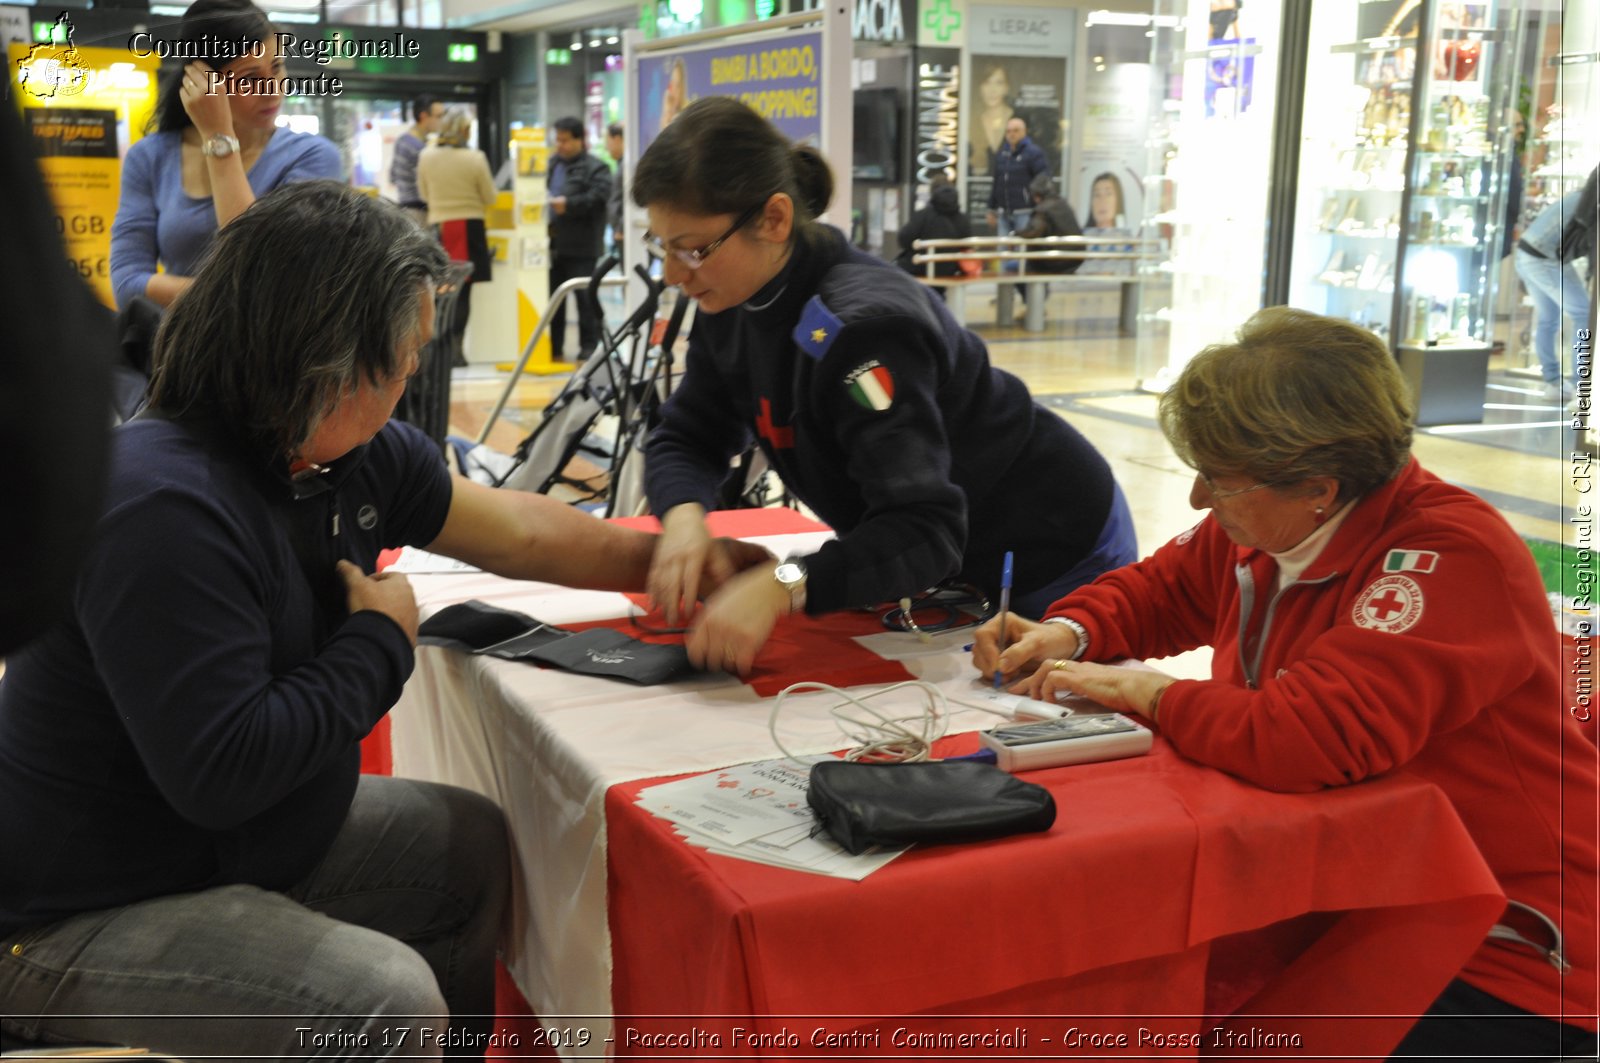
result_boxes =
[605,737,1504,1059]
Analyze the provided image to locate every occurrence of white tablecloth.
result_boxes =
[388,529,999,1048]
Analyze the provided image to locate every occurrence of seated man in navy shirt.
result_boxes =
[0,181,762,1059]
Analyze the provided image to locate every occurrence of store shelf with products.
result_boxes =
[1282,11,1418,338]
[1395,13,1515,354]
[1276,0,1521,425]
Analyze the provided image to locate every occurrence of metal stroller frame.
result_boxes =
[492,257,689,516]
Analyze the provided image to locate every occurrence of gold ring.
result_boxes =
[1052,659,1072,671]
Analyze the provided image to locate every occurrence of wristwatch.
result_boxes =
[201,133,240,158]
[773,560,807,614]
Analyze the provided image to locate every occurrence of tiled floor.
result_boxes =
[448,282,1584,557]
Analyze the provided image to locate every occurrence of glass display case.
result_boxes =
[1282,14,1415,339]
[1278,0,1520,424]
[1393,0,1519,424]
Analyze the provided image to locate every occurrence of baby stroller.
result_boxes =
[492,258,688,516]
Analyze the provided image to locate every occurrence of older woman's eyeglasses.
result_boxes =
[1199,473,1279,501]
[643,204,762,269]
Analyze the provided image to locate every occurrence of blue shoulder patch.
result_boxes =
[792,295,844,360]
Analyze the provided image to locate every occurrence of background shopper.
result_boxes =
[1514,176,1594,401]
[392,94,444,227]
[546,116,612,362]
[108,0,341,309]
[418,106,496,361]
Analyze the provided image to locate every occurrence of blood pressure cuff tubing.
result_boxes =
[807,760,1056,855]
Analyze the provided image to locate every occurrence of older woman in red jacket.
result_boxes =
[976,307,1597,1061]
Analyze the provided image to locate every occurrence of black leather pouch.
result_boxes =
[806,760,1056,855]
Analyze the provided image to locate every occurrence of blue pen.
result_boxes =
[994,551,1014,689]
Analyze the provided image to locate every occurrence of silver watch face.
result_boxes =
[206,134,237,157]
[774,562,806,587]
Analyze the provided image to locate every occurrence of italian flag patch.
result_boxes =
[1383,549,1438,574]
[844,361,896,411]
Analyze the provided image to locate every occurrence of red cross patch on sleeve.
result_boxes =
[1351,575,1425,633]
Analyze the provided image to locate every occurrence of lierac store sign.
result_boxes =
[970,4,1071,56]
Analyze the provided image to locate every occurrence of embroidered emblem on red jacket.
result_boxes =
[1351,575,1425,633]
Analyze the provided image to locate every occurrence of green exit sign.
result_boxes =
[447,43,478,62]
[33,20,63,43]
[545,48,572,65]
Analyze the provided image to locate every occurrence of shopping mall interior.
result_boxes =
[6,1,1600,1053]
[7,0,1596,574]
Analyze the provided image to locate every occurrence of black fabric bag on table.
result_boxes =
[807,759,1056,855]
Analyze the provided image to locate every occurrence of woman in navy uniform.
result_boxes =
[634,98,1136,675]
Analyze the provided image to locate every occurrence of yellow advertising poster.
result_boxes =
[11,14,159,307]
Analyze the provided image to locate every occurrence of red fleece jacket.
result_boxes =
[1049,458,1597,1027]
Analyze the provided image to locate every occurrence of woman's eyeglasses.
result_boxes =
[1199,473,1280,501]
[642,204,762,269]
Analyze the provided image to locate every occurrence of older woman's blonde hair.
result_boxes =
[1157,307,1415,502]
[436,107,473,147]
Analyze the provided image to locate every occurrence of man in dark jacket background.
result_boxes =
[985,116,1050,238]
[548,116,612,361]
[895,176,971,299]
[1017,171,1084,275]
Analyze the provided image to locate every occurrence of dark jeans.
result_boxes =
[549,252,600,358]
[1390,979,1598,1061]
[0,776,510,1061]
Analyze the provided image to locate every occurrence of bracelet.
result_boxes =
[1149,681,1176,724]
[1043,616,1089,660]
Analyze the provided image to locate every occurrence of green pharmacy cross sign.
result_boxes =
[922,0,960,42]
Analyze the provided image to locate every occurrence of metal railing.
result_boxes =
[909,235,1162,333]
[910,234,1161,281]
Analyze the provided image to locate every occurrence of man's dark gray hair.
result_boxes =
[148,180,448,461]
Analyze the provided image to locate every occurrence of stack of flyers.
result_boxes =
[634,756,906,880]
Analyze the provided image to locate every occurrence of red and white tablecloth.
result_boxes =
[388,509,1504,1059]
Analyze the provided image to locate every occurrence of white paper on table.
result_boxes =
[635,758,819,847]
[852,625,977,661]
[386,547,482,574]
[676,824,908,880]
